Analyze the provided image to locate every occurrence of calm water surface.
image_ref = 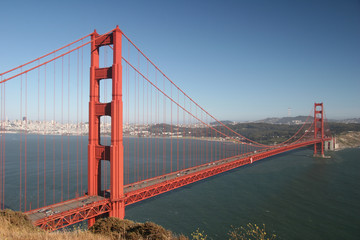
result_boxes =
[125,148,360,240]
[2,134,359,239]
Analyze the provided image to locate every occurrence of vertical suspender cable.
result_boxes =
[137,54,140,180]
[80,41,84,195]
[2,83,4,209]
[146,62,149,179]
[195,106,198,166]
[1,82,5,209]
[44,64,47,207]
[183,94,185,169]
[126,59,130,184]
[0,81,2,210]
[142,73,145,180]
[0,78,4,209]
[19,69,22,211]
[177,89,179,171]
[156,72,159,175]
[67,48,70,200]
[61,57,64,202]
[223,125,225,159]
[37,61,40,208]
[76,49,79,197]
[154,71,158,176]
[24,72,27,211]
[200,110,203,165]
[163,75,166,175]
[170,84,173,173]
[0,80,2,210]
[189,102,191,167]
[206,114,208,164]
[134,67,137,182]
[149,72,152,178]
[53,54,56,204]
[127,44,130,184]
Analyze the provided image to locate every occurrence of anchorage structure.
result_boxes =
[88,26,124,226]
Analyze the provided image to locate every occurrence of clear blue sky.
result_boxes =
[1,0,359,121]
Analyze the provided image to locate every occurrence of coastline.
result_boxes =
[2,130,360,150]
[334,131,360,150]
[1,131,236,144]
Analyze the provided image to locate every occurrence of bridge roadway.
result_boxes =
[26,138,328,230]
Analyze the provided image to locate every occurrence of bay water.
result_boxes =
[125,147,360,239]
[1,134,359,239]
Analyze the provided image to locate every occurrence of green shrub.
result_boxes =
[126,221,173,240]
[89,217,135,239]
[228,223,276,240]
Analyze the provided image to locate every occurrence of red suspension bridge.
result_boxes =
[0,26,332,231]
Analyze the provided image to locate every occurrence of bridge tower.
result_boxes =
[313,102,324,157]
[88,26,124,226]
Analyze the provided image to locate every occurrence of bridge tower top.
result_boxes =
[314,103,324,139]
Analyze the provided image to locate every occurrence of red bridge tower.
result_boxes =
[314,102,325,157]
[88,27,124,226]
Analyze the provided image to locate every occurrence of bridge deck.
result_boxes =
[25,149,253,228]
[122,139,329,205]
[26,195,106,223]
[25,139,329,230]
[27,155,234,223]
[123,152,251,193]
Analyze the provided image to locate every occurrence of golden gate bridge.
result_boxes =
[0,26,332,230]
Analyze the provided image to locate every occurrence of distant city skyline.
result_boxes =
[1,0,359,121]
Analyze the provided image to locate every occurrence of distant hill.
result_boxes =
[209,117,360,126]
[210,120,235,126]
[254,116,360,125]
[255,116,311,125]
[332,118,360,124]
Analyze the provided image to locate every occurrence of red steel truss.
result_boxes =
[28,138,329,231]
[32,198,111,231]
[123,139,326,205]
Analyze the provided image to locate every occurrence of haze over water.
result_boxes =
[1,134,359,239]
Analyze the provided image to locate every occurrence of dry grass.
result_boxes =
[89,217,188,240]
[0,209,188,240]
[0,209,110,240]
